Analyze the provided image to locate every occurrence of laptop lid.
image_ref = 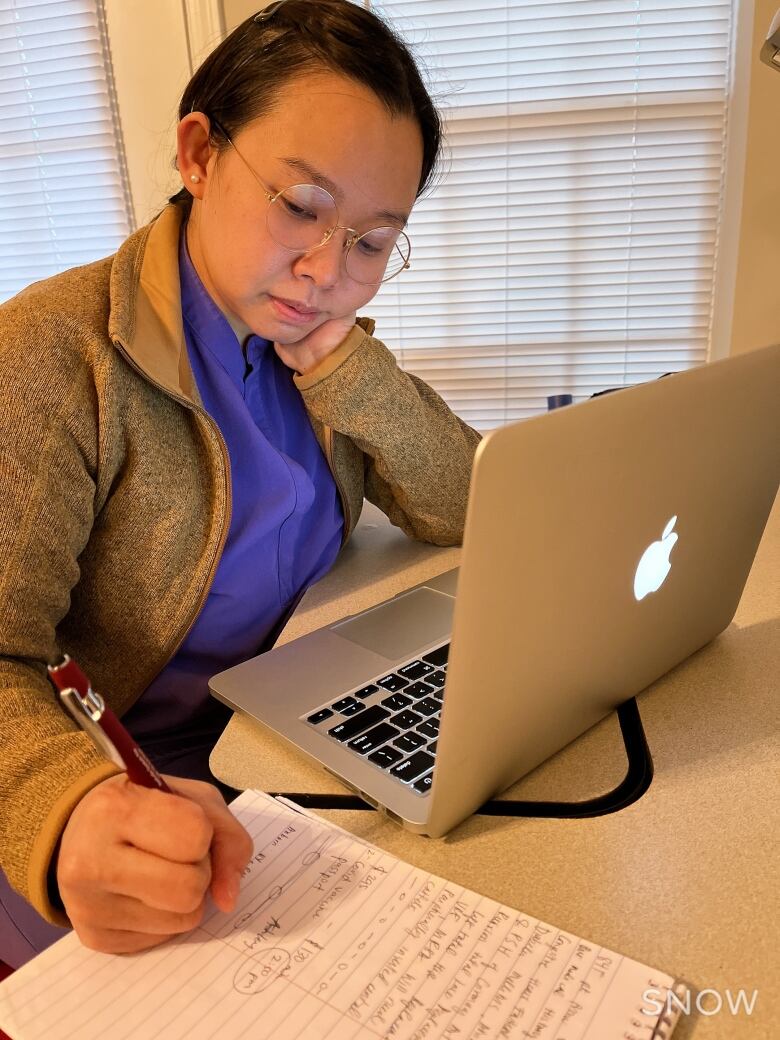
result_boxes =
[425,342,780,836]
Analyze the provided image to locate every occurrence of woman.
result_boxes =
[0,0,478,967]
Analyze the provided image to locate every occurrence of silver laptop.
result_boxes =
[210,342,780,837]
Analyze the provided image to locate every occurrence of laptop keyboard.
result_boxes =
[302,643,449,796]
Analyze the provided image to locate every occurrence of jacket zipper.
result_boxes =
[112,339,233,692]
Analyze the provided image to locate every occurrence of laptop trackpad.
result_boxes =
[332,587,454,661]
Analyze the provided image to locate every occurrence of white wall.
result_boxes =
[223,0,262,29]
[104,1,197,227]
[729,0,780,354]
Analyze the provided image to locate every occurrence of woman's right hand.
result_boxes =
[56,773,253,954]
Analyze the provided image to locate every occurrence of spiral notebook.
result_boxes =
[0,790,687,1039]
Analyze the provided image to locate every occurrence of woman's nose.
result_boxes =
[292,230,349,288]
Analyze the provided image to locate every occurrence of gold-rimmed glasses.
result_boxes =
[212,123,412,285]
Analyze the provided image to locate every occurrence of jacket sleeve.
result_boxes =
[295,319,481,546]
[0,309,120,924]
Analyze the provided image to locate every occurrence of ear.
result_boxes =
[176,113,216,199]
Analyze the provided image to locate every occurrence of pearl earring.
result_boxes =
[190,174,200,183]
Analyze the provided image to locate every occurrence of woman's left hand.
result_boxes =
[274,311,356,376]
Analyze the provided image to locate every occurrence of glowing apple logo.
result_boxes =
[633,516,679,601]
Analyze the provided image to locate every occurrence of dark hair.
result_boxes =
[168,0,441,213]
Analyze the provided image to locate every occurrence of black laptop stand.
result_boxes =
[269,696,653,820]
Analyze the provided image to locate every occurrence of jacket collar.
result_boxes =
[108,204,199,403]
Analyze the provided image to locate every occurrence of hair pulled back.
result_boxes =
[169,0,441,212]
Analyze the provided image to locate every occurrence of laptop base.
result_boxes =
[267,696,653,821]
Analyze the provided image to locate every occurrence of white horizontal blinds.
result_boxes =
[370,0,734,430]
[0,0,132,304]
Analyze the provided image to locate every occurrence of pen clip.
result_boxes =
[49,653,172,792]
[59,686,126,770]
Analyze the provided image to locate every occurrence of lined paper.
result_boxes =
[0,790,680,1039]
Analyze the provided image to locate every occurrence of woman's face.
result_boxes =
[179,71,424,345]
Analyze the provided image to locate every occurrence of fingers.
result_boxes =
[56,773,253,955]
[273,311,357,374]
[67,887,206,938]
[96,844,212,913]
[207,813,254,912]
[77,927,178,957]
[106,781,215,864]
[165,777,253,913]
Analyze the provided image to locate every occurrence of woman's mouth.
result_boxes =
[269,295,320,324]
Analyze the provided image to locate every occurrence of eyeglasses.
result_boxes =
[214,125,412,285]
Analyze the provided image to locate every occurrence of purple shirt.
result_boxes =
[123,229,344,778]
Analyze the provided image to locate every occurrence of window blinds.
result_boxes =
[370,0,735,430]
[0,0,132,305]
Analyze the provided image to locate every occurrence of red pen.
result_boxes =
[48,654,172,793]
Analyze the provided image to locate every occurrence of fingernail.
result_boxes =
[226,875,240,906]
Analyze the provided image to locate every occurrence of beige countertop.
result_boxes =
[211,498,780,1039]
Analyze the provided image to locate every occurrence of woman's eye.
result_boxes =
[283,198,317,221]
[356,239,383,256]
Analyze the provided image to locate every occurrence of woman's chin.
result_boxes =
[234,316,303,346]
[268,313,329,345]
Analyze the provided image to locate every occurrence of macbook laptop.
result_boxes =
[209,342,780,837]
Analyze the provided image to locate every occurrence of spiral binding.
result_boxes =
[650,983,690,1039]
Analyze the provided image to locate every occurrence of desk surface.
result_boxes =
[211,498,780,1040]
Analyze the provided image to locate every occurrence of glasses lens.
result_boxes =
[267,183,337,251]
[347,227,411,284]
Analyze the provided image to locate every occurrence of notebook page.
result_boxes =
[0,790,682,1040]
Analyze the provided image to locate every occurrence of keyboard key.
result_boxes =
[412,772,434,794]
[432,687,444,702]
[422,644,449,668]
[353,684,379,700]
[398,660,434,680]
[307,708,334,725]
[332,696,362,714]
[341,701,365,716]
[426,670,446,688]
[394,732,425,753]
[390,750,435,782]
[393,709,423,730]
[381,693,411,712]
[367,745,404,769]
[415,698,439,717]
[405,681,433,699]
[428,741,438,754]
[329,705,390,742]
[376,673,409,692]
[416,719,439,740]
[348,722,400,755]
